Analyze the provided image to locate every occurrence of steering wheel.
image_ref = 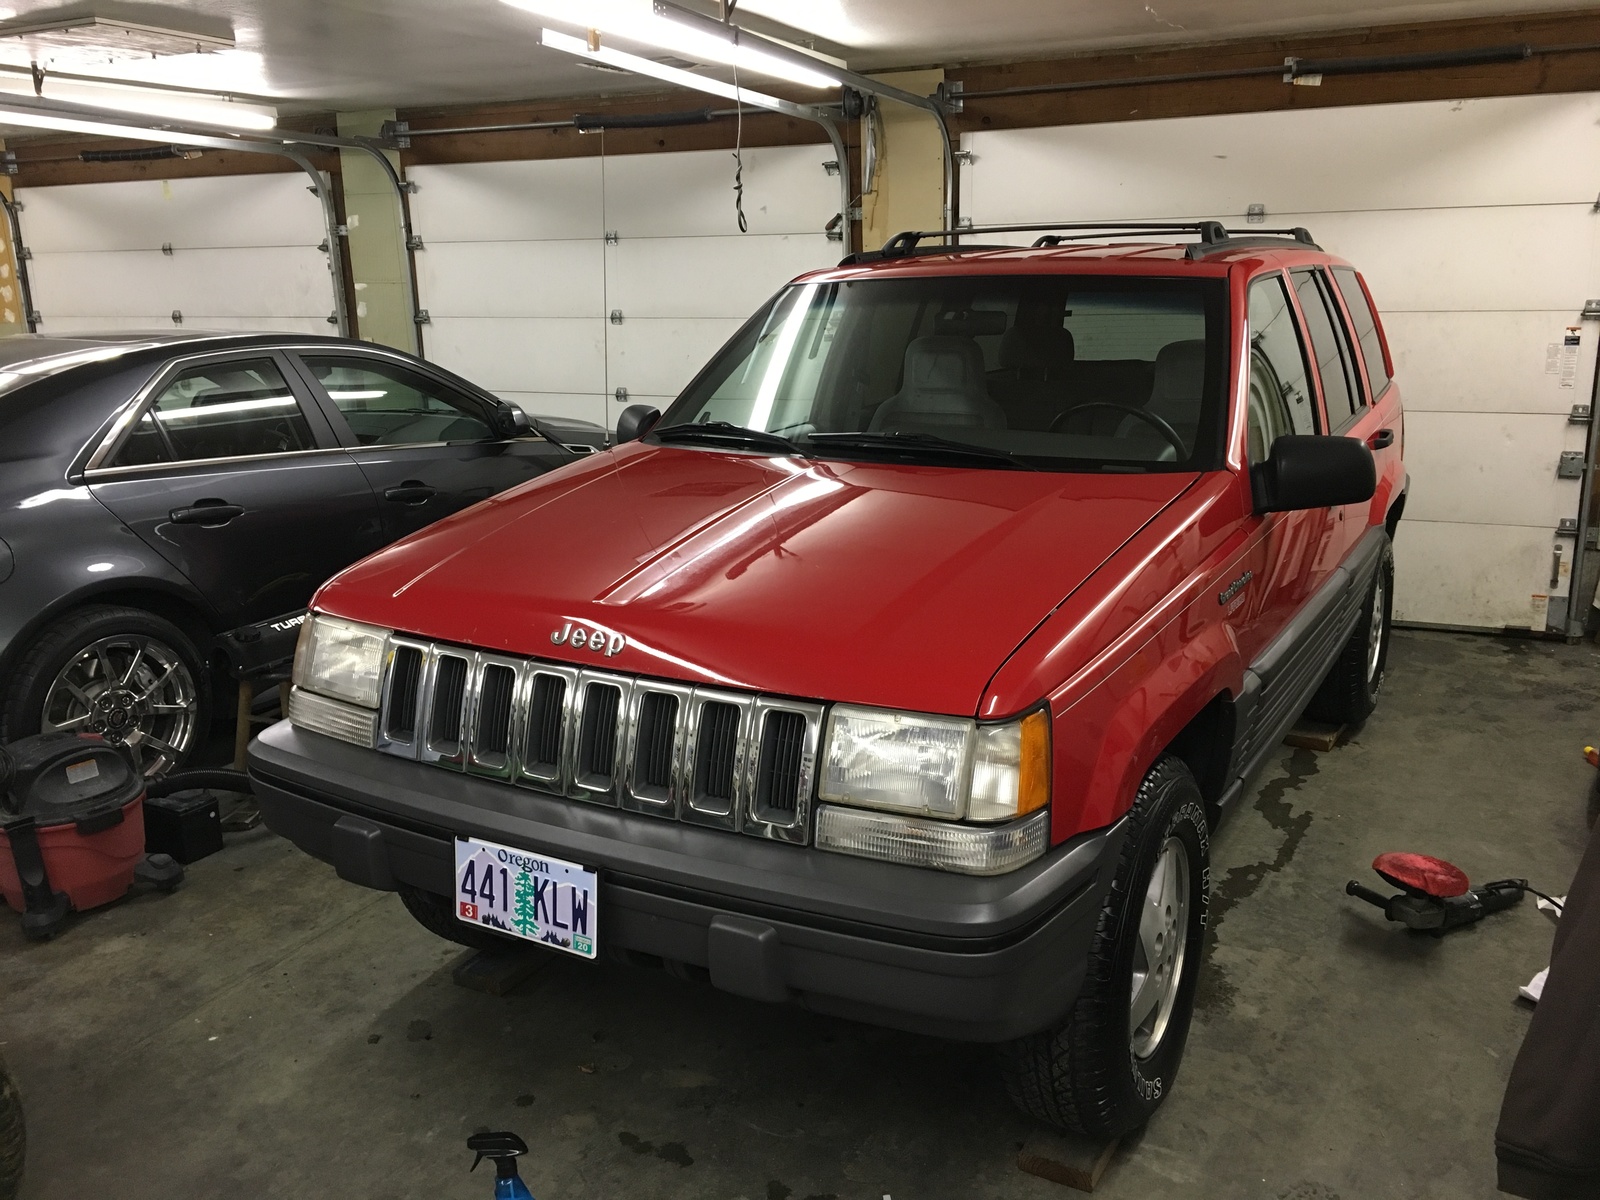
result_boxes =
[1047,401,1186,455]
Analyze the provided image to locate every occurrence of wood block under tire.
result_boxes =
[1018,1130,1120,1191]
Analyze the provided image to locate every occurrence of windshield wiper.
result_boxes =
[652,421,802,455]
[804,431,1039,471]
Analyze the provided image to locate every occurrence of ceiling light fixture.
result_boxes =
[0,73,276,129]
[506,0,840,89]
[539,28,794,110]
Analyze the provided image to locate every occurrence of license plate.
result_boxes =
[452,837,598,959]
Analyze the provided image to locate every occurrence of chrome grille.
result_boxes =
[377,640,822,844]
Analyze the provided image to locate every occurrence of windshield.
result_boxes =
[658,273,1229,471]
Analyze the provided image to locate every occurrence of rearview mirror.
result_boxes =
[492,402,533,439]
[616,404,661,443]
[1252,435,1376,513]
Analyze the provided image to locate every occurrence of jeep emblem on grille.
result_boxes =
[551,620,626,657]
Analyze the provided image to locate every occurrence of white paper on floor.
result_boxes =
[1520,967,1549,1004]
[1536,894,1567,914]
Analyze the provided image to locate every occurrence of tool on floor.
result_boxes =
[1346,852,1562,936]
[0,732,183,940]
[467,1131,534,1199]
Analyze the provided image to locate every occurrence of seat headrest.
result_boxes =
[897,335,989,413]
[1151,339,1206,403]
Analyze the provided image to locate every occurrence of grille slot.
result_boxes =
[633,693,678,798]
[475,664,516,760]
[754,710,807,820]
[428,654,469,755]
[576,682,622,789]
[384,645,423,741]
[523,674,567,777]
[692,702,741,816]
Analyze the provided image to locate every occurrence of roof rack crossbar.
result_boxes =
[875,220,1317,259]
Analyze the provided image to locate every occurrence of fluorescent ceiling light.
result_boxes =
[0,73,275,130]
[506,0,839,89]
[539,27,792,108]
[0,105,232,147]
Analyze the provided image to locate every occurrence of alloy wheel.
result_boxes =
[1367,571,1387,686]
[39,634,198,776]
[1129,836,1191,1060]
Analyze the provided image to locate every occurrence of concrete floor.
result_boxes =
[2,629,1595,1200]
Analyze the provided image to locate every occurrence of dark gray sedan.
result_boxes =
[0,332,594,774]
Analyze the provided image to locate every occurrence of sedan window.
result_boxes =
[111,357,315,467]
[302,356,494,446]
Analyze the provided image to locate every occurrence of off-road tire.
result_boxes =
[0,604,211,772]
[999,756,1210,1137]
[1305,537,1394,726]
[0,1052,24,1200]
[398,884,521,953]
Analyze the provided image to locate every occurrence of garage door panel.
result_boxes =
[417,240,605,317]
[605,234,828,319]
[603,144,838,237]
[607,318,744,398]
[409,158,604,242]
[496,390,610,427]
[1404,411,1582,528]
[1381,311,1592,415]
[425,317,606,395]
[16,174,324,253]
[1394,521,1561,628]
[30,247,334,319]
[961,94,1600,223]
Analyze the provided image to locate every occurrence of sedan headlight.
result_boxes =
[288,613,390,748]
[819,704,1051,823]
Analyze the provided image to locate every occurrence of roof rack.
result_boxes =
[851,221,1319,264]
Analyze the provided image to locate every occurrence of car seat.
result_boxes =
[870,336,1006,433]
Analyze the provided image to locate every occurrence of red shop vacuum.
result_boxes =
[0,731,184,941]
[1346,852,1562,935]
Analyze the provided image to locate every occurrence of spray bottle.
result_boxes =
[467,1131,534,1200]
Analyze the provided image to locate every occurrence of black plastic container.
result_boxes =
[143,791,222,864]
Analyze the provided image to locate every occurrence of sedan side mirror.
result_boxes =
[492,402,533,439]
[1252,435,1376,513]
[616,404,661,443]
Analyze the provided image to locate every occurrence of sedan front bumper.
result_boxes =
[248,721,1124,1042]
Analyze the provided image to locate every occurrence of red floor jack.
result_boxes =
[1345,853,1558,935]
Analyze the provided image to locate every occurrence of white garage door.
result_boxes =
[960,93,1600,631]
[408,143,842,428]
[17,173,338,336]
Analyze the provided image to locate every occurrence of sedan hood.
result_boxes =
[317,444,1196,716]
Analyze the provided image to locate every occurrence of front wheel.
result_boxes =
[1000,756,1210,1137]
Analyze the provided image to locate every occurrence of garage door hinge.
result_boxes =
[1559,517,1580,534]
[161,242,173,256]
[414,310,431,324]
[170,309,182,325]
[1558,450,1586,479]
[406,235,425,250]
[25,309,39,325]
[822,160,840,176]
[610,309,624,324]
[615,387,629,402]
[317,239,329,252]
[17,246,29,261]
[326,313,339,325]
[1571,404,1591,424]
[1583,298,1600,319]
[2,151,15,176]
[8,199,21,212]
[605,230,619,245]
[399,179,418,194]
[952,149,975,166]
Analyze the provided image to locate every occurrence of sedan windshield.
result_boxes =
[658,273,1229,471]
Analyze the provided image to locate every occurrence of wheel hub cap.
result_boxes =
[1129,837,1191,1060]
[40,634,198,776]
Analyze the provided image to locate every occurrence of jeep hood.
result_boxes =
[316,443,1197,716]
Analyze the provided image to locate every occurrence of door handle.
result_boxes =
[169,500,245,526]
[1367,428,1395,450]
[383,482,437,505]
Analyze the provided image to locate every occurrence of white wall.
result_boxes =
[961,93,1600,630]
[16,173,338,336]
[408,143,842,427]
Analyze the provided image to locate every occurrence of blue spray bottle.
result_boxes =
[467,1131,534,1200]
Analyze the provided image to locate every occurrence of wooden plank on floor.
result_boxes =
[1017,1131,1120,1191]
[451,947,550,996]
[1284,719,1346,752]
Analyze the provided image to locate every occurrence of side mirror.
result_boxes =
[615,404,661,444]
[1252,435,1376,513]
[492,402,533,439]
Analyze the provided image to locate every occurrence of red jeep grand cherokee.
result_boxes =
[250,220,1405,1136]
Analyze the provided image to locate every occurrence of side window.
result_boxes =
[1292,269,1360,428]
[113,357,314,466]
[1331,267,1391,398]
[302,356,494,446]
[1246,275,1317,464]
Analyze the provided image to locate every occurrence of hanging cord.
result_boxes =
[731,37,748,233]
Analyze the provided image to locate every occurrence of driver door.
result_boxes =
[287,351,570,543]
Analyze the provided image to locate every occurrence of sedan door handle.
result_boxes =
[169,500,245,526]
[1367,428,1395,450]
[383,482,438,505]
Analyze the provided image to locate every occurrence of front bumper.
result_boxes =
[249,721,1125,1042]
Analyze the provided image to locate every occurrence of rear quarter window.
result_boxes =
[1331,267,1392,398]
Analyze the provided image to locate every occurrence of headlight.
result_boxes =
[292,614,388,708]
[819,705,1051,823]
